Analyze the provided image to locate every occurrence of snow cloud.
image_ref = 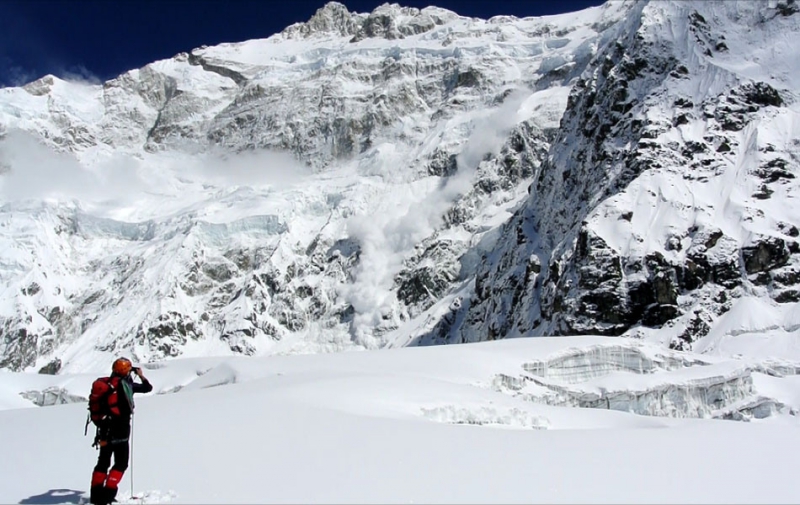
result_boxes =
[0,129,311,209]
[190,148,312,189]
[0,130,106,201]
[0,130,156,206]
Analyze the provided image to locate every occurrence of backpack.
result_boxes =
[87,376,124,427]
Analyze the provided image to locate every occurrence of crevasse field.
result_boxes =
[1,335,799,504]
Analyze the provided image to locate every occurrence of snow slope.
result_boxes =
[1,337,798,504]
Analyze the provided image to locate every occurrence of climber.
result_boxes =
[87,357,153,505]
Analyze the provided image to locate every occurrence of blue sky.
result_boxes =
[0,0,604,87]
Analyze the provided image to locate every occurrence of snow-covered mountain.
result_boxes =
[0,0,798,374]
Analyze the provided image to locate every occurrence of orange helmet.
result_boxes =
[111,357,133,376]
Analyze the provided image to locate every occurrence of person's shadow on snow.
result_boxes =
[19,489,84,504]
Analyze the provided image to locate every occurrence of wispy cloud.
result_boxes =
[0,58,39,88]
[60,64,103,86]
[0,59,103,88]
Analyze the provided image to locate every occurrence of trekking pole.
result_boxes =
[130,412,137,500]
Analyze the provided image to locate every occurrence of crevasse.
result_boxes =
[492,344,786,420]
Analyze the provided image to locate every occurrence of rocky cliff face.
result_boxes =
[457,0,800,350]
[0,1,797,373]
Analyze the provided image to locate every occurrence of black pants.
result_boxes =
[94,420,131,473]
[94,440,129,473]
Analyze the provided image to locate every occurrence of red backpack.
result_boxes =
[87,376,123,426]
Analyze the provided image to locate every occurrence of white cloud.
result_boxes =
[191,148,313,189]
[0,130,96,201]
[0,130,312,207]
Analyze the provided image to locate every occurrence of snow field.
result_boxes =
[1,337,799,503]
